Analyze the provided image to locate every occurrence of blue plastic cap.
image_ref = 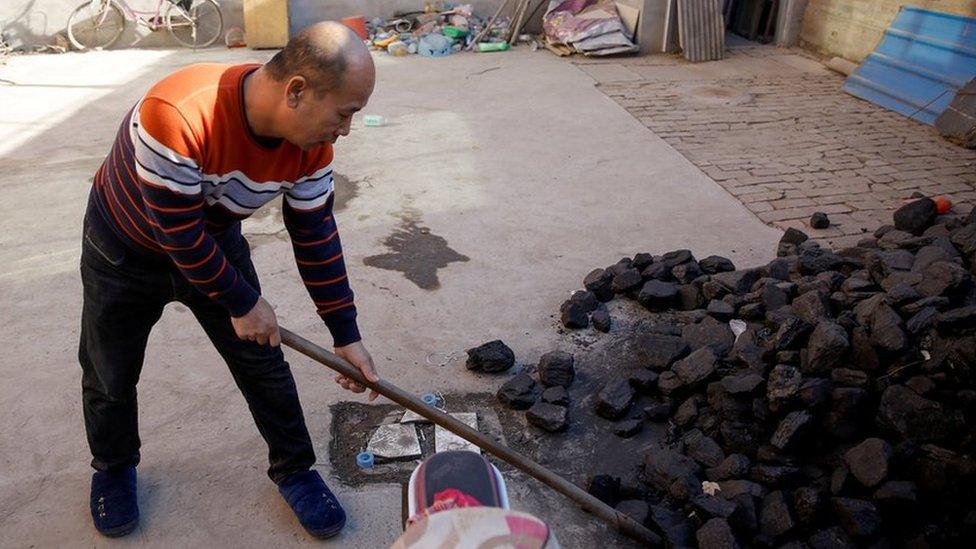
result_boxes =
[356,451,374,469]
[421,393,438,406]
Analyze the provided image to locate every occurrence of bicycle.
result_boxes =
[66,0,223,51]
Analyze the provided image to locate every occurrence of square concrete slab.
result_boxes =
[434,412,480,453]
[367,423,422,460]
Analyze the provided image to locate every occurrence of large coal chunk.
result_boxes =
[832,498,881,538]
[583,268,614,302]
[720,372,764,396]
[767,364,803,411]
[682,318,735,357]
[774,316,814,351]
[794,487,826,525]
[876,384,951,442]
[778,227,809,257]
[611,267,644,294]
[559,300,588,329]
[649,504,695,547]
[568,290,600,313]
[805,321,850,374]
[713,268,763,295]
[700,255,736,275]
[683,429,726,468]
[770,410,814,450]
[672,261,705,284]
[873,480,918,508]
[641,448,701,492]
[538,350,575,388]
[706,454,751,481]
[526,401,568,432]
[591,306,611,332]
[792,290,830,324]
[636,333,689,370]
[696,518,739,549]
[672,348,719,388]
[540,385,568,406]
[496,373,538,410]
[692,494,737,519]
[844,438,892,488]
[938,305,976,332]
[466,340,515,372]
[760,491,796,539]
[799,248,846,276]
[893,198,938,235]
[916,261,972,298]
[638,280,679,310]
[616,499,652,529]
[595,377,635,419]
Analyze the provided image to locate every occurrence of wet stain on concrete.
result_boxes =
[332,172,360,212]
[363,211,469,290]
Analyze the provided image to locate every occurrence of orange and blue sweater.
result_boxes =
[91,63,359,345]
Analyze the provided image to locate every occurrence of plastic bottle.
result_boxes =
[478,42,511,52]
[363,115,385,127]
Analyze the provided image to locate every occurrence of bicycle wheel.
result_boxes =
[166,0,223,48]
[66,1,126,51]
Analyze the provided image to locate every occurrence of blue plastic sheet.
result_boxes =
[843,6,976,125]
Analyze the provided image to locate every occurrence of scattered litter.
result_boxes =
[419,33,456,57]
[366,423,422,460]
[702,481,721,496]
[400,409,431,424]
[435,412,480,453]
[363,114,386,127]
[922,350,931,360]
[729,319,747,341]
[478,42,510,52]
[357,451,375,469]
[421,393,440,407]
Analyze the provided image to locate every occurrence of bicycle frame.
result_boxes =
[86,0,192,32]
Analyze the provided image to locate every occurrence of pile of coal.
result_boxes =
[527,199,976,546]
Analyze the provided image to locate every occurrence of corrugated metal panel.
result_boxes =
[677,0,725,63]
[843,6,976,125]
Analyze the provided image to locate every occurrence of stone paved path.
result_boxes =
[577,43,976,248]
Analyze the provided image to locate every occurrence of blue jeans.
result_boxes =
[78,195,315,483]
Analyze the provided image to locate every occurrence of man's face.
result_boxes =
[283,65,375,151]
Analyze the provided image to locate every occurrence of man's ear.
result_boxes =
[286,76,307,108]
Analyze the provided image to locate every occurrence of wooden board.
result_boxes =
[243,0,289,49]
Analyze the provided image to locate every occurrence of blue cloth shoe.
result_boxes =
[90,467,138,537]
[278,470,346,539]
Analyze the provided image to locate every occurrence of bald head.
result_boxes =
[265,21,373,96]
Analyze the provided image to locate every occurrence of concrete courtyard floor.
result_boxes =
[0,47,781,546]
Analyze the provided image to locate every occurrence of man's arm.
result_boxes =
[282,167,360,346]
[133,98,278,344]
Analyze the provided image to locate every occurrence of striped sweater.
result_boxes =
[91,63,359,346]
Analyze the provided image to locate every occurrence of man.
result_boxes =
[79,22,378,538]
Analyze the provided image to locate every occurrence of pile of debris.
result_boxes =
[484,198,976,547]
[365,3,527,57]
[542,0,637,57]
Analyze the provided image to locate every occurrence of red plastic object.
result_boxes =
[341,16,369,40]
[935,196,952,214]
